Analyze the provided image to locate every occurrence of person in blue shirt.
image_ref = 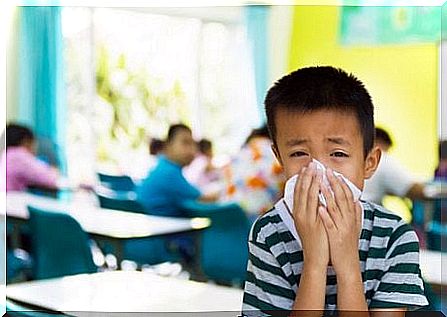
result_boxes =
[137,123,218,217]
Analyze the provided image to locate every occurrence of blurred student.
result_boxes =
[362,127,426,205]
[1,124,59,192]
[221,125,285,222]
[184,138,220,191]
[136,124,218,217]
[149,138,165,156]
[434,140,447,181]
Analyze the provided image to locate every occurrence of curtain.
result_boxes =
[245,5,269,124]
[18,6,66,172]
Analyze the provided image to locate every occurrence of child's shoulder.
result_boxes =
[248,207,289,246]
[362,200,419,251]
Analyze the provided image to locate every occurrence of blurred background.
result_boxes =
[1,0,446,314]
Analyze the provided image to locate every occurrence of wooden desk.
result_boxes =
[5,192,211,269]
[7,271,243,315]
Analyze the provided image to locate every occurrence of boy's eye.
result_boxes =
[331,151,349,158]
[290,151,308,158]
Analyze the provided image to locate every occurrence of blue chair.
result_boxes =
[28,206,97,280]
[96,190,145,214]
[180,200,251,285]
[97,173,136,191]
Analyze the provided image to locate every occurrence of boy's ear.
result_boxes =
[364,146,381,179]
[271,143,283,166]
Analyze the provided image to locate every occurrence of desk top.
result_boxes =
[7,271,243,314]
[5,192,210,240]
[419,249,446,287]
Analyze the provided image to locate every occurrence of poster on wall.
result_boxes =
[340,5,445,45]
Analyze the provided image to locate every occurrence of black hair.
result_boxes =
[6,123,34,148]
[166,124,191,143]
[265,66,375,157]
[439,140,447,160]
[198,139,212,154]
[149,138,165,155]
[244,124,270,146]
[375,127,393,148]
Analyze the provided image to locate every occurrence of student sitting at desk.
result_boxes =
[1,124,59,192]
[362,127,427,205]
[136,124,218,217]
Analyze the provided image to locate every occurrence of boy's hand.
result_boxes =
[293,162,329,269]
[318,168,362,277]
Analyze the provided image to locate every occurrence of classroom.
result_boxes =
[1,0,446,315]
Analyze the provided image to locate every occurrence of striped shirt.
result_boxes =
[242,199,429,315]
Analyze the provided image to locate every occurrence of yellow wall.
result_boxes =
[288,6,439,179]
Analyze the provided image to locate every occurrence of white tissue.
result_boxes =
[284,159,362,210]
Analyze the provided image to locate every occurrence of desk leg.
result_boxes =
[190,231,206,282]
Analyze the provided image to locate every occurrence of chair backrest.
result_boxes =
[97,173,136,191]
[180,200,251,285]
[95,190,146,214]
[28,206,97,280]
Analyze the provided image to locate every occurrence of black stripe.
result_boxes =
[246,271,296,300]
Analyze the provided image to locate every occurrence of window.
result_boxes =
[62,7,260,182]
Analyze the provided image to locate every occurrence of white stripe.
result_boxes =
[247,259,291,289]
[373,291,428,306]
[244,281,294,310]
[249,242,283,269]
[381,272,424,288]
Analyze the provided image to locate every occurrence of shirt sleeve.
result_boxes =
[171,173,201,202]
[18,152,58,189]
[369,222,429,309]
[242,222,295,316]
[381,154,417,197]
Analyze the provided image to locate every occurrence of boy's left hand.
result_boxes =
[318,168,362,277]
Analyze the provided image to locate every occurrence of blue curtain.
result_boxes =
[18,6,66,173]
[245,5,269,124]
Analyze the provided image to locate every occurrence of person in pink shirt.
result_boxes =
[1,124,59,192]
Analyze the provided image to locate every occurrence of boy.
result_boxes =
[242,67,428,316]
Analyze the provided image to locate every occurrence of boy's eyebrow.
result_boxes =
[285,138,308,147]
[327,137,351,146]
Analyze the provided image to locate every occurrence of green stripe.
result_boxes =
[388,242,419,258]
[367,247,387,259]
[371,226,393,237]
[388,263,420,274]
[364,269,385,281]
[387,224,413,250]
[360,229,372,240]
[377,282,424,294]
[252,213,282,241]
[246,271,296,300]
[369,299,424,309]
[264,231,294,247]
[243,292,288,311]
[249,252,288,280]
[375,210,402,221]
[363,208,374,220]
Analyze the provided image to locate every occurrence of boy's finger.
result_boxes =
[294,165,314,216]
[326,169,349,217]
[307,169,322,221]
[320,181,341,225]
[318,206,336,232]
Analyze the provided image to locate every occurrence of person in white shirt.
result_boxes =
[362,127,426,205]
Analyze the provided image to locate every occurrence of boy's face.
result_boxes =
[272,108,380,190]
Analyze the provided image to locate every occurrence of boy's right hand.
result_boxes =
[292,161,329,269]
